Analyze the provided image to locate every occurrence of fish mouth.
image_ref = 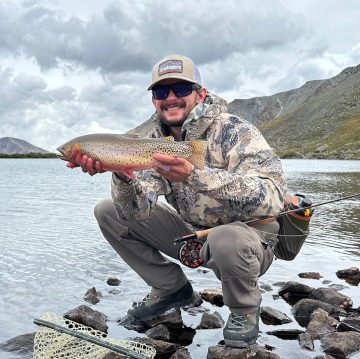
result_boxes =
[56,147,67,160]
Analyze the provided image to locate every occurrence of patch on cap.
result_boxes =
[158,60,183,76]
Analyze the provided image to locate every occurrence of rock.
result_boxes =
[169,347,192,359]
[298,332,314,351]
[305,308,338,339]
[119,309,183,333]
[266,329,304,339]
[64,305,108,333]
[278,281,314,304]
[207,344,280,358]
[0,332,35,357]
[260,306,292,325]
[259,283,273,292]
[196,311,225,329]
[312,356,336,359]
[309,287,353,309]
[321,332,360,359]
[328,283,348,291]
[108,289,121,295]
[185,305,209,316]
[84,287,103,304]
[132,337,181,358]
[337,316,360,332]
[146,324,196,346]
[107,277,121,286]
[336,267,360,285]
[291,299,347,327]
[199,288,224,307]
[298,272,322,279]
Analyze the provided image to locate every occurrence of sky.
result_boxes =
[0,0,359,152]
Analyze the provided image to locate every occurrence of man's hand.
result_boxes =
[65,149,105,176]
[153,153,194,182]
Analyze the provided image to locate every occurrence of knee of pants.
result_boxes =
[207,225,257,266]
[94,198,115,225]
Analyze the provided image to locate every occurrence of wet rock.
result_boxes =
[64,305,108,333]
[259,283,273,292]
[337,316,360,332]
[169,347,192,358]
[336,267,360,286]
[305,308,338,339]
[298,332,314,351]
[132,337,181,358]
[146,324,196,346]
[199,288,224,307]
[197,268,210,274]
[185,305,209,316]
[207,344,280,358]
[118,314,148,332]
[84,286,103,304]
[260,306,292,325]
[108,289,121,295]
[278,281,314,304]
[0,332,35,357]
[107,277,121,286]
[312,356,336,359]
[320,332,360,359]
[309,287,353,309]
[196,311,225,329]
[322,280,332,285]
[328,283,348,291]
[292,299,347,327]
[266,329,304,339]
[119,309,183,333]
[298,272,322,279]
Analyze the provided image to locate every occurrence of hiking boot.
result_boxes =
[127,281,195,321]
[223,308,260,347]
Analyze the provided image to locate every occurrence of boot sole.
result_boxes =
[224,337,256,348]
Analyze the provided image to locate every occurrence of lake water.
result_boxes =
[0,159,359,359]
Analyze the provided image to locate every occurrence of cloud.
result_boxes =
[0,0,310,74]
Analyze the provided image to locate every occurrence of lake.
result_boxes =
[0,159,359,359]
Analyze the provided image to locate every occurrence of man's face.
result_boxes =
[152,79,207,128]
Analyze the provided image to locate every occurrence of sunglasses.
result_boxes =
[152,82,201,100]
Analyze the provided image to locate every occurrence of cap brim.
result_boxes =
[147,76,198,90]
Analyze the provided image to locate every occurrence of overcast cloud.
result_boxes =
[0,0,359,151]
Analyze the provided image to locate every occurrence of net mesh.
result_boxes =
[33,312,156,359]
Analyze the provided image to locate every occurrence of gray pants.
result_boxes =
[94,199,276,314]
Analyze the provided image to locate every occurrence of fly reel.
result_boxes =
[178,239,204,268]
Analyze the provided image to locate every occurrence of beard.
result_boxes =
[158,99,188,128]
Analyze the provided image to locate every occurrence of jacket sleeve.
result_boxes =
[184,117,287,217]
[111,170,172,221]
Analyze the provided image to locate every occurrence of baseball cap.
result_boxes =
[148,55,201,90]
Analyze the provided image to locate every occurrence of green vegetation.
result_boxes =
[0,152,58,158]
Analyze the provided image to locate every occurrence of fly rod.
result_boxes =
[174,192,360,243]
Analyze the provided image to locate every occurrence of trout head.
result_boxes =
[56,142,81,162]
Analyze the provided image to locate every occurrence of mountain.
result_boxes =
[130,64,360,159]
[228,64,360,159]
[0,137,49,154]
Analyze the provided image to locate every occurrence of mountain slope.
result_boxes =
[0,137,49,154]
[228,64,360,159]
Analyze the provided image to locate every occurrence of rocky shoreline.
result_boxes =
[1,267,359,359]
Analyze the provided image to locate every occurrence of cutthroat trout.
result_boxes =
[57,134,206,174]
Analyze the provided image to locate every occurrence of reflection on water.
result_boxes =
[0,159,359,359]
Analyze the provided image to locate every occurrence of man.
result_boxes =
[69,54,287,347]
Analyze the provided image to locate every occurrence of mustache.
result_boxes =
[161,99,186,111]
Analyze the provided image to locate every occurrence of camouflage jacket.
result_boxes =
[111,92,287,230]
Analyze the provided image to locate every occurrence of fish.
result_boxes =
[57,133,206,176]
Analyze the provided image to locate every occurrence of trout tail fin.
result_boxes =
[186,140,206,169]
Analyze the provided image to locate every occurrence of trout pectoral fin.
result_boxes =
[186,140,206,169]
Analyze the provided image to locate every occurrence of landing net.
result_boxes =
[33,312,156,359]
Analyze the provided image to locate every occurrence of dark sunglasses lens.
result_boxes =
[152,87,169,100]
[172,84,193,97]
